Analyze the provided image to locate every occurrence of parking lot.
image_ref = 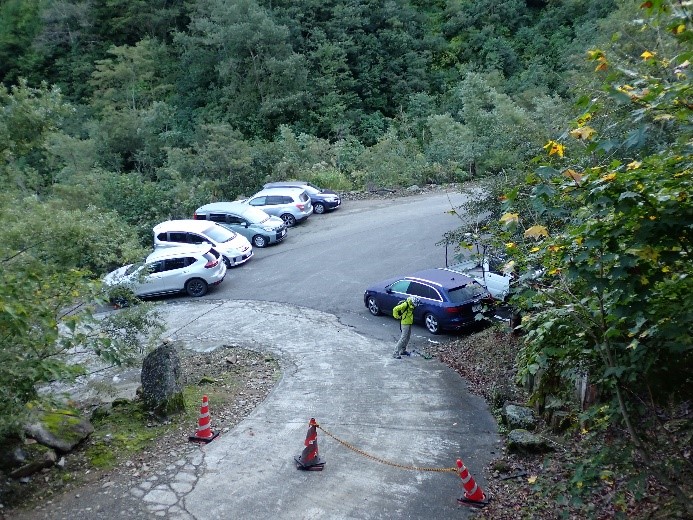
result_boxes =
[194,189,480,346]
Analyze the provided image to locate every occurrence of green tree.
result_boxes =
[178,0,309,138]
[480,2,692,512]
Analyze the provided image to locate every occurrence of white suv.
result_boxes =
[103,245,227,298]
[243,187,313,226]
[153,220,253,267]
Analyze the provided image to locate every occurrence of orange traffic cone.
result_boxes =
[188,395,219,443]
[456,459,489,507]
[294,418,325,471]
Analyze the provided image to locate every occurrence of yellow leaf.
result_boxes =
[641,50,655,60]
[595,56,608,71]
[524,225,549,239]
[649,215,656,220]
[640,276,649,285]
[502,261,516,273]
[530,247,540,252]
[586,49,604,60]
[548,268,561,275]
[505,242,516,249]
[527,475,538,484]
[499,212,519,225]
[575,237,583,245]
[627,160,642,170]
[601,173,617,182]
[543,140,565,158]
[576,113,592,125]
[569,126,596,140]
[673,24,686,35]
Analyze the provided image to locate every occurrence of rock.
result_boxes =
[90,406,111,422]
[406,184,421,192]
[10,450,57,479]
[549,411,572,432]
[502,404,537,431]
[141,343,185,419]
[507,429,553,454]
[25,411,94,453]
[0,439,26,471]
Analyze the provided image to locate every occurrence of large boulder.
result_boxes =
[507,429,553,454]
[140,343,185,419]
[25,410,94,453]
[502,404,537,431]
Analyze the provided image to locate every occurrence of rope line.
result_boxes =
[316,423,458,473]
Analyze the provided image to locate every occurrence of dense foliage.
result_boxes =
[1,0,690,513]
[452,1,692,514]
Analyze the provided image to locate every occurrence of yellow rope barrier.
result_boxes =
[316,422,458,473]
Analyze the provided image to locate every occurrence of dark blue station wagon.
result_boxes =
[363,268,492,334]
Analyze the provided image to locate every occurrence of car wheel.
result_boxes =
[281,213,297,227]
[424,313,440,334]
[252,234,268,248]
[314,202,325,214]
[223,256,232,268]
[185,278,208,297]
[367,296,380,316]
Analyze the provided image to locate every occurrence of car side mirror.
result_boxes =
[386,288,392,294]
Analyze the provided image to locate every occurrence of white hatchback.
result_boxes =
[153,220,253,267]
[103,245,227,298]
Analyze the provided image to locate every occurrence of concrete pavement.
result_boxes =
[19,299,500,519]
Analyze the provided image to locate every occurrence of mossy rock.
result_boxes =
[25,410,94,453]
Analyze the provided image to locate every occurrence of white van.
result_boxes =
[153,220,253,268]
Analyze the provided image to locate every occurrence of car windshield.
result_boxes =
[243,206,271,224]
[303,185,320,195]
[125,262,144,275]
[204,224,236,243]
[447,283,487,303]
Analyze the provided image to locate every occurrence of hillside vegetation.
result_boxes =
[0,0,690,515]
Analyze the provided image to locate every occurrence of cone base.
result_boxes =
[188,431,219,443]
[457,495,490,508]
[294,455,325,471]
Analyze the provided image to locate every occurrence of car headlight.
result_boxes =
[261,226,275,232]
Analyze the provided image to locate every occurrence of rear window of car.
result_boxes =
[446,283,487,303]
[299,192,309,202]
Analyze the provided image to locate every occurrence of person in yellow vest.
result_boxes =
[392,296,420,358]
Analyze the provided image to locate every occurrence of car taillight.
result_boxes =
[193,213,201,219]
[296,203,305,210]
[445,307,461,314]
[204,259,219,268]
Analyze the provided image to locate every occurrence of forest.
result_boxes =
[1,0,691,515]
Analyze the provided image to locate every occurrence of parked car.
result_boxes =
[363,268,493,334]
[103,245,226,299]
[243,187,313,226]
[193,201,287,248]
[263,181,341,214]
[446,257,513,301]
[153,220,253,268]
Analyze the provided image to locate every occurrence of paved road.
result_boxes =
[17,190,501,519]
[207,190,478,346]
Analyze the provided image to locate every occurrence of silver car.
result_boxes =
[103,245,227,299]
[193,201,287,248]
[243,187,313,226]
